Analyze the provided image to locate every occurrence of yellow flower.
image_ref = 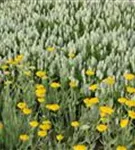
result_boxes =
[47,47,55,52]
[124,73,135,80]
[42,120,51,125]
[39,121,52,131]
[29,121,39,127]
[85,69,95,76]
[128,110,135,119]
[96,124,108,132]
[126,86,135,93]
[99,106,114,116]
[88,84,98,91]
[0,122,4,129]
[83,97,99,107]
[38,130,47,137]
[120,119,129,128]
[19,134,29,141]
[116,146,127,150]
[17,102,27,109]
[37,98,45,103]
[125,100,135,107]
[14,55,24,64]
[36,71,47,79]
[68,53,75,59]
[73,144,87,150]
[69,81,78,88]
[103,76,115,85]
[45,104,60,111]
[35,84,45,89]
[50,82,61,88]
[118,98,127,104]
[56,134,64,142]
[22,108,32,115]
[35,88,46,98]
[71,121,80,127]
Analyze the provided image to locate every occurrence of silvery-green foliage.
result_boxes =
[0,0,135,86]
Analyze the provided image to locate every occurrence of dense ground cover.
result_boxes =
[0,0,135,149]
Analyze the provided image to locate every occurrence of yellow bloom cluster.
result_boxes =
[6,55,24,65]
[35,84,46,100]
[123,73,135,80]
[71,121,80,128]
[99,106,114,117]
[50,82,61,88]
[96,124,108,132]
[103,76,115,85]
[73,144,87,150]
[83,97,99,107]
[36,71,47,79]
[85,69,95,76]
[88,84,98,91]
[19,134,29,141]
[45,104,60,112]
[17,102,32,115]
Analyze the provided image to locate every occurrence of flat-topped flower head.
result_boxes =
[46,46,55,52]
[125,100,135,107]
[128,110,135,119]
[37,98,45,103]
[17,102,27,109]
[99,106,114,116]
[73,144,87,150]
[96,124,108,132]
[35,86,46,98]
[22,108,32,115]
[45,104,60,112]
[36,71,47,79]
[124,73,135,80]
[118,97,127,104]
[83,97,99,107]
[39,121,52,131]
[85,69,95,76]
[89,84,98,91]
[19,134,29,141]
[14,54,24,64]
[120,119,129,128]
[126,86,135,93]
[71,121,80,127]
[38,130,47,137]
[116,146,127,150]
[56,134,64,142]
[50,82,61,88]
[29,121,39,128]
[103,76,115,85]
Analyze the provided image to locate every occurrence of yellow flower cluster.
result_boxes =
[36,71,47,79]
[6,55,24,65]
[17,102,32,115]
[50,82,61,88]
[35,84,46,102]
[83,97,99,107]
[99,106,114,117]
[45,104,60,112]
